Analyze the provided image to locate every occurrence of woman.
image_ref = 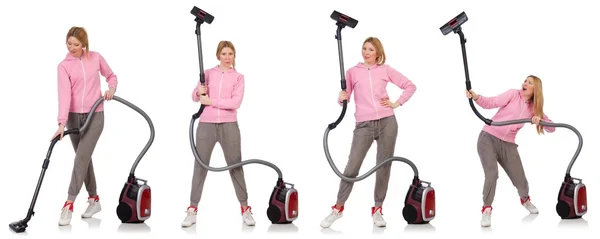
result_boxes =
[465,75,556,227]
[54,26,118,226]
[320,37,417,228]
[182,40,255,227]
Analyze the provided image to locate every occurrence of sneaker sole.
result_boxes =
[182,223,196,228]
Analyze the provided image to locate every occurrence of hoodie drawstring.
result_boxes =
[371,118,382,141]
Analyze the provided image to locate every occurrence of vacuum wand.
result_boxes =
[191,6,213,120]
[328,10,357,130]
[440,11,583,176]
[323,10,421,183]
[188,6,283,179]
[440,12,490,125]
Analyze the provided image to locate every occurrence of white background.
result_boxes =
[1,0,598,238]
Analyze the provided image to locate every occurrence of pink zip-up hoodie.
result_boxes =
[57,51,118,126]
[475,89,556,143]
[192,65,244,123]
[339,63,417,123]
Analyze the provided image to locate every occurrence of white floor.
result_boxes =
[3,194,595,239]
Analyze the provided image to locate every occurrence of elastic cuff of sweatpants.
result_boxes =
[68,194,77,201]
[374,201,383,207]
[240,200,248,207]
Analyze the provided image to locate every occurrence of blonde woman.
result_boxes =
[55,26,118,226]
[182,41,255,227]
[466,75,556,227]
[320,37,417,228]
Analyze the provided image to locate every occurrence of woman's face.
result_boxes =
[66,36,83,57]
[522,77,535,96]
[362,42,377,65]
[219,47,234,67]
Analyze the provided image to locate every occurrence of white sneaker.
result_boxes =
[58,202,73,226]
[320,206,343,228]
[181,207,197,227]
[241,206,256,226]
[481,207,492,227]
[371,207,386,227]
[522,198,539,214]
[81,196,101,218]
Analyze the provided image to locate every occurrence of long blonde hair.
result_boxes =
[528,75,545,135]
[363,37,386,65]
[216,40,236,68]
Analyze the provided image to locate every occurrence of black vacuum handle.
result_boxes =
[328,10,357,130]
[191,6,213,120]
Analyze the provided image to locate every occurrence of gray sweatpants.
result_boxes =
[190,122,248,207]
[477,130,530,206]
[336,115,398,207]
[66,112,104,201]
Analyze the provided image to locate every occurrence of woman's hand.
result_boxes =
[200,95,212,105]
[380,98,400,109]
[104,88,116,100]
[465,89,479,101]
[51,124,65,142]
[338,90,348,102]
[531,115,542,125]
[197,85,207,96]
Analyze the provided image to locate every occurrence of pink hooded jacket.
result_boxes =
[57,51,118,126]
[339,63,417,123]
[192,65,244,123]
[475,89,556,143]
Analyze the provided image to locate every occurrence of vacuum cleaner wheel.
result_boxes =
[267,205,284,223]
[556,200,571,219]
[117,202,133,223]
[402,204,418,223]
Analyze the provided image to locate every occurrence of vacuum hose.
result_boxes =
[82,96,155,175]
[324,101,419,182]
[466,113,583,176]
[188,111,283,179]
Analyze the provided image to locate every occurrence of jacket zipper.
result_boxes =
[368,68,379,118]
[217,72,224,123]
[79,59,87,112]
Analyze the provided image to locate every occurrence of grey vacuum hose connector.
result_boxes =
[80,96,155,175]
[488,118,583,175]
[323,127,419,182]
[188,117,283,178]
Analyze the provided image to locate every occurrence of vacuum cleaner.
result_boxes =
[440,12,587,219]
[188,6,298,224]
[9,96,155,233]
[323,10,436,225]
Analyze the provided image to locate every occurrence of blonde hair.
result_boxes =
[66,26,89,59]
[528,75,545,135]
[363,37,386,65]
[216,40,236,68]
